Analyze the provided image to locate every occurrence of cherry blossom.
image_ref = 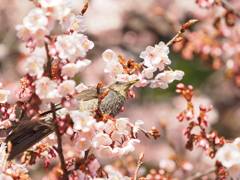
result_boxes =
[102,49,118,62]
[35,77,58,99]
[69,111,96,131]
[61,63,79,78]
[92,132,113,148]
[68,15,86,32]
[140,42,171,71]
[88,159,101,176]
[23,8,48,31]
[104,60,124,78]
[215,143,240,168]
[58,80,76,96]
[150,70,184,89]
[76,59,91,71]
[0,89,10,103]
[24,56,45,77]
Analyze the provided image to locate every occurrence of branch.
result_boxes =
[133,152,145,180]
[45,43,68,179]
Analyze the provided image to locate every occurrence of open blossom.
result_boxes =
[35,77,58,99]
[54,32,94,62]
[142,66,157,79]
[0,88,10,103]
[122,139,140,155]
[45,89,62,104]
[69,111,96,131]
[132,120,144,138]
[24,56,45,77]
[88,159,101,177]
[104,120,116,134]
[75,138,91,151]
[215,143,240,168]
[140,41,171,71]
[61,63,79,78]
[23,8,48,31]
[15,25,31,41]
[102,49,118,62]
[98,146,113,158]
[76,59,91,71]
[68,15,86,32]
[92,132,112,149]
[115,118,129,132]
[104,60,124,78]
[58,80,76,96]
[150,70,184,89]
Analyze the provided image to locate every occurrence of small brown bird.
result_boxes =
[5,79,138,160]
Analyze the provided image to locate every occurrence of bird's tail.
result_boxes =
[5,119,53,161]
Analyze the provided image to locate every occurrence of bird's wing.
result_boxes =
[73,88,108,101]
[6,120,53,161]
[38,88,107,117]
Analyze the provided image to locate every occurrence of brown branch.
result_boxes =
[52,104,68,180]
[186,166,217,180]
[45,43,68,179]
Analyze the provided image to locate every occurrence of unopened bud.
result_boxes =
[182,19,198,30]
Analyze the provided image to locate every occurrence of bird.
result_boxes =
[5,79,138,161]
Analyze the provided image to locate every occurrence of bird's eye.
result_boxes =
[116,81,119,84]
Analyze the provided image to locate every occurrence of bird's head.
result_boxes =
[107,79,139,97]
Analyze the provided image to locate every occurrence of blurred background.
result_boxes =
[1,0,240,179]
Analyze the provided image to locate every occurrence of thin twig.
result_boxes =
[166,30,182,46]
[186,166,217,180]
[134,152,145,180]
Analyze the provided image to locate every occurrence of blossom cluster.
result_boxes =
[102,42,184,89]
[215,139,240,179]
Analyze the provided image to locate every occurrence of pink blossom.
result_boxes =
[140,42,171,71]
[98,146,113,158]
[102,49,118,62]
[35,76,58,99]
[111,130,129,141]
[15,25,31,41]
[69,111,96,131]
[23,8,48,31]
[75,138,91,151]
[215,143,240,168]
[81,37,94,52]
[45,89,62,104]
[24,56,45,77]
[132,120,144,138]
[122,139,140,154]
[54,32,93,62]
[142,66,157,79]
[115,118,129,131]
[150,70,184,89]
[61,63,79,78]
[92,132,112,148]
[76,59,91,71]
[104,60,124,77]
[88,159,101,176]
[104,120,115,134]
[58,80,76,96]
[69,15,86,32]
[228,164,240,179]
[0,89,10,103]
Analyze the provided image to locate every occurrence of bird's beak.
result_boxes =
[128,79,139,85]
